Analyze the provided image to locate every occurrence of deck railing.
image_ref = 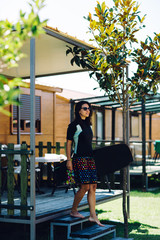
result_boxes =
[0,141,66,219]
[0,140,132,219]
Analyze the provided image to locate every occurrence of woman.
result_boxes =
[66,101,104,226]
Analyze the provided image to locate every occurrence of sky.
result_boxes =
[1,0,160,95]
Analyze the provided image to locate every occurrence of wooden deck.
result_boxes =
[114,163,160,190]
[129,164,160,175]
[0,187,123,224]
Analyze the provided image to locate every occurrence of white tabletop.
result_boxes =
[35,154,67,163]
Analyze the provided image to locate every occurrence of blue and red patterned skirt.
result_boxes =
[72,156,97,184]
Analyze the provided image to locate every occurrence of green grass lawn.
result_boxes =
[95,189,160,240]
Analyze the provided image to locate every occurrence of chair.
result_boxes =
[153,140,160,161]
[13,144,26,192]
[0,144,22,194]
[131,142,151,165]
[13,144,42,193]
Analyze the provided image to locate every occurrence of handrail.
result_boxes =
[0,204,34,211]
[0,149,33,155]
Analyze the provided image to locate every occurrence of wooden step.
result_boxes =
[70,224,116,239]
[50,211,91,240]
[111,238,134,240]
[51,211,90,224]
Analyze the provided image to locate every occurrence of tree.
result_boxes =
[66,0,160,237]
[0,0,47,115]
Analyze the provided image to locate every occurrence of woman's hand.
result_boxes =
[66,160,73,171]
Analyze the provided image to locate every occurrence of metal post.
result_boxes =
[149,114,152,157]
[102,106,105,140]
[53,93,56,147]
[111,108,115,143]
[70,100,74,122]
[17,91,20,144]
[126,65,130,218]
[125,65,129,145]
[30,37,36,240]
[142,98,146,190]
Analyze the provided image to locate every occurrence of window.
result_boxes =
[12,94,41,133]
[97,111,103,141]
[91,109,104,143]
[130,112,139,137]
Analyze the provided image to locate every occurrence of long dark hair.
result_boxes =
[74,101,92,126]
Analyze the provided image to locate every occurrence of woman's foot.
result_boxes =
[70,211,85,218]
[89,216,105,227]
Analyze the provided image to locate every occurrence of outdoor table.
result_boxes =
[35,154,67,186]
[35,153,67,163]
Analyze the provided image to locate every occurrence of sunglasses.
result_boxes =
[81,107,91,111]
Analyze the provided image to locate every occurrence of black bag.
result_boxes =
[93,144,133,175]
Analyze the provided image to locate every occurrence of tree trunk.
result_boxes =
[122,98,129,238]
[122,166,128,237]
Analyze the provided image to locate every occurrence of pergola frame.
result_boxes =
[2,26,94,240]
[71,93,160,190]
[28,31,94,240]
[2,25,160,239]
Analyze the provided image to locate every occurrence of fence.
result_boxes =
[0,141,66,219]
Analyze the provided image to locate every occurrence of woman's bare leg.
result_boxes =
[70,184,89,218]
[87,184,104,226]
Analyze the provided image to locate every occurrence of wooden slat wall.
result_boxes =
[55,97,70,150]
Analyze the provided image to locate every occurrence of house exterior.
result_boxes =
[0,84,64,155]
[1,83,160,158]
[0,84,99,155]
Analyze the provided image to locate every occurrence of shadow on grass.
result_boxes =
[83,207,111,215]
[131,188,160,196]
[100,219,160,240]
[95,209,111,214]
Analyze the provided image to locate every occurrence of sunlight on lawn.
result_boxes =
[96,191,160,239]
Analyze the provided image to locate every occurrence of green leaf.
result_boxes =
[97,3,101,12]
[80,59,86,68]
[66,48,72,56]
[145,38,148,45]
[75,56,80,67]
[0,107,11,116]
[71,57,75,66]
[31,25,37,34]
[0,75,8,84]
[148,36,152,42]
[146,59,152,69]
[89,72,95,78]
[137,15,141,22]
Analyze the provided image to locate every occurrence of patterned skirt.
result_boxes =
[72,156,97,184]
